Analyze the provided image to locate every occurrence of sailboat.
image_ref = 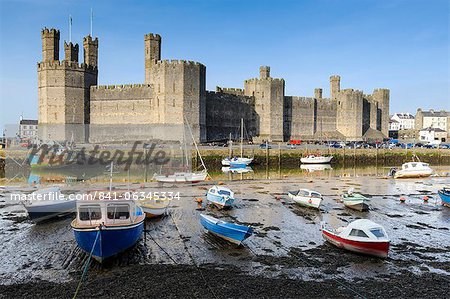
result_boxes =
[153,118,208,183]
[222,118,253,167]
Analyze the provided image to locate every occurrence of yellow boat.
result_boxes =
[139,197,170,218]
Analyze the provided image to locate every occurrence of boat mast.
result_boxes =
[109,161,113,192]
[240,118,243,158]
[229,132,232,157]
[184,117,207,171]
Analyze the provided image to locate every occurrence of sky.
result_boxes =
[0,0,449,133]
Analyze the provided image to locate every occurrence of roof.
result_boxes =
[347,219,383,230]
[393,113,414,119]
[420,127,447,133]
[389,119,399,123]
[420,110,450,117]
[20,119,38,125]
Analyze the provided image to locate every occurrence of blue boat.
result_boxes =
[200,214,253,245]
[229,161,247,168]
[71,198,145,262]
[438,188,450,207]
[206,185,235,208]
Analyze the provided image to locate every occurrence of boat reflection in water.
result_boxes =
[221,166,254,174]
[300,164,332,173]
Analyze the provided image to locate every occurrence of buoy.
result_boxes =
[308,199,312,204]
[423,196,429,202]
[275,195,281,201]
[140,183,145,189]
[195,197,203,203]
[218,181,224,185]
[400,196,406,203]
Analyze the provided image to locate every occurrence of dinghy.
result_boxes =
[321,219,390,258]
[199,214,253,245]
[139,197,170,218]
[71,199,145,262]
[288,189,323,209]
[300,154,333,164]
[341,189,369,211]
[23,186,76,223]
[206,186,235,208]
[438,187,450,207]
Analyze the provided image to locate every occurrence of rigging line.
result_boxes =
[147,230,178,264]
[169,213,219,299]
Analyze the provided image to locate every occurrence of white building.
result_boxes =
[416,109,450,137]
[19,119,38,139]
[419,127,447,144]
[389,119,400,131]
[391,113,415,130]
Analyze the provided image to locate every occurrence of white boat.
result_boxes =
[391,161,433,179]
[154,118,208,184]
[206,185,235,208]
[139,197,170,218]
[300,155,333,164]
[222,118,253,166]
[23,186,76,223]
[287,189,323,209]
[321,219,390,258]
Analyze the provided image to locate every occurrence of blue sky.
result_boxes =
[0,0,449,132]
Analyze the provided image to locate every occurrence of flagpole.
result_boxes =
[69,14,72,42]
[90,8,93,37]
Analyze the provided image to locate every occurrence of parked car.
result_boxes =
[259,143,272,149]
[287,143,299,149]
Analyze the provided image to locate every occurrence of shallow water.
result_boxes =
[0,168,449,285]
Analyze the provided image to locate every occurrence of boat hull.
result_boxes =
[438,190,450,207]
[288,193,322,209]
[322,229,389,258]
[394,169,433,179]
[343,200,369,212]
[222,157,253,166]
[141,206,168,218]
[154,172,207,183]
[200,214,252,245]
[300,156,333,164]
[72,220,144,262]
[206,192,235,208]
[25,200,76,223]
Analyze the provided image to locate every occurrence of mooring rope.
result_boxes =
[169,213,219,299]
[72,229,101,299]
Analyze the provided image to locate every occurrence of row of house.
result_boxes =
[389,109,449,143]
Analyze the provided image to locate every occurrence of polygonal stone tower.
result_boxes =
[83,35,98,67]
[330,75,340,100]
[144,33,161,83]
[41,28,60,62]
[64,42,79,62]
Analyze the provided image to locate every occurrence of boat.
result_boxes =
[139,197,170,218]
[206,186,235,208]
[154,118,208,184]
[199,214,253,245]
[287,189,323,209]
[23,186,76,223]
[222,118,253,166]
[71,199,145,262]
[321,219,390,258]
[438,187,450,207]
[341,189,369,211]
[390,161,433,179]
[300,154,333,164]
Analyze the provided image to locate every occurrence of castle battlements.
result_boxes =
[153,59,205,67]
[93,84,152,90]
[83,35,98,44]
[145,33,161,40]
[37,60,97,71]
[244,78,285,83]
[41,28,60,36]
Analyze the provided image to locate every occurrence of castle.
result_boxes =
[38,27,389,143]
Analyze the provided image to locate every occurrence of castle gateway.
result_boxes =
[38,28,389,143]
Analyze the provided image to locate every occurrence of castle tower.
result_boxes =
[314,88,323,99]
[83,35,98,67]
[372,88,390,137]
[144,33,161,83]
[244,66,285,142]
[38,28,98,142]
[330,75,340,100]
[41,28,60,62]
[336,89,364,140]
[64,42,79,62]
[260,66,270,79]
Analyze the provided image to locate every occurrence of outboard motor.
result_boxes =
[388,168,397,177]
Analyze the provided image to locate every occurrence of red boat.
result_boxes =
[321,219,390,258]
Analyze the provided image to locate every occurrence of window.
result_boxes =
[173,99,175,107]
[218,190,231,196]
[107,204,130,220]
[370,229,385,238]
[349,229,369,238]
[79,205,102,221]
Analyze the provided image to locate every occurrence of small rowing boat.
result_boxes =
[71,199,145,262]
[139,197,170,218]
[206,186,235,208]
[341,189,369,211]
[321,219,390,258]
[288,189,323,209]
[200,214,253,245]
[438,187,450,207]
